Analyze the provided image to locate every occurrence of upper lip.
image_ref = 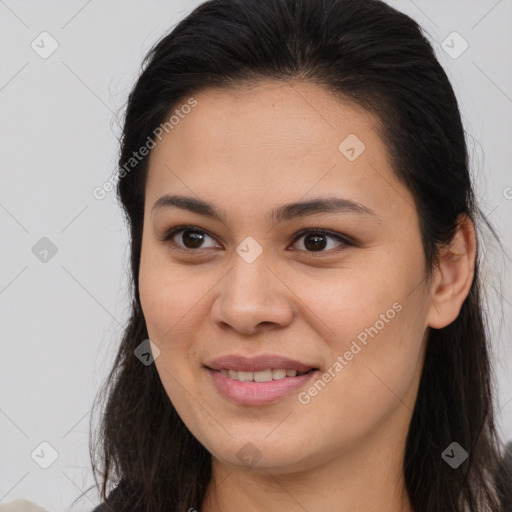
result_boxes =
[205,354,319,373]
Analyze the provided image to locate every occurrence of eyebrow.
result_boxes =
[151,194,377,226]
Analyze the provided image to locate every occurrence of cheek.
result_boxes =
[139,259,201,408]
[297,306,425,452]
[296,257,414,342]
[138,248,216,383]
[139,246,198,336]
[298,255,427,402]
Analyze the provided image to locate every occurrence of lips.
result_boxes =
[206,367,319,405]
[205,353,320,373]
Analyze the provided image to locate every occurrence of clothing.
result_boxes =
[0,498,106,512]
[498,440,512,512]
[0,499,49,512]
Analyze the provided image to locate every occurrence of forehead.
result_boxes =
[152,80,380,158]
[145,80,413,223]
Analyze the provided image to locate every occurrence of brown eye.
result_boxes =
[162,226,220,251]
[161,225,354,256]
[178,230,210,249]
[289,229,352,255]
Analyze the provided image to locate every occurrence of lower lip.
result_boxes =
[206,368,318,406]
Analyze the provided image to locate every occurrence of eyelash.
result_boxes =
[159,224,356,257]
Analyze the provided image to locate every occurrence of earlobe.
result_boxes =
[426,214,477,329]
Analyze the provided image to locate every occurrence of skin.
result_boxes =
[138,81,476,512]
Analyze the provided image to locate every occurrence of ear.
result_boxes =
[426,214,477,329]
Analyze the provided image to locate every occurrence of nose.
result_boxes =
[211,253,294,336]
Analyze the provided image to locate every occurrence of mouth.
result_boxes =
[208,367,319,382]
[205,367,320,405]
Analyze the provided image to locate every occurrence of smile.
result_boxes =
[219,368,314,382]
[207,368,319,406]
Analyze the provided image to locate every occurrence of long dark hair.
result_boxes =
[84,0,510,510]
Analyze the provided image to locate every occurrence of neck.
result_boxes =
[201,414,414,512]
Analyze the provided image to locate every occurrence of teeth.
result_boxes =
[273,368,287,379]
[219,368,305,381]
[238,371,255,382]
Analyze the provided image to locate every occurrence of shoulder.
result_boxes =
[91,499,116,512]
[90,483,124,512]
[498,440,512,511]
[0,500,49,512]
[90,506,107,512]
[502,440,512,468]
[91,502,116,512]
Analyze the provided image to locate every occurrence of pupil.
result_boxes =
[183,230,204,249]
[304,234,326,251]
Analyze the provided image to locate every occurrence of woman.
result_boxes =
[84,0,512,511]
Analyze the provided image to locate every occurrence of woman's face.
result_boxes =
[139,81,433,474]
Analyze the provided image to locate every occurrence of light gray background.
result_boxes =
[0,1,511,511]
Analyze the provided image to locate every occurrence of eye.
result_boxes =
[160,225,355,256]
[160,225,221,252]
[288,228,354,256]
